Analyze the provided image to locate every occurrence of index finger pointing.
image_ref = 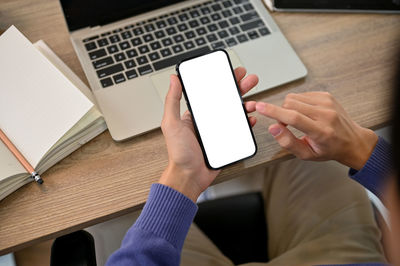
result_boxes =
[256,102,319,136]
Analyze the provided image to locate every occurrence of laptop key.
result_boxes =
[109,35,121,43]
[153,46,211,71]
[113,73,126,84]
[248,30,260,39]
[222,10,233,18]
[172,44,183,54]
[200,17,211,24]
[218,20,229,29]
[107,45,118,54]
[211,41,225,49]
[93,56,114,69]
[233,6,244,14]
[222,0,233,8]
[121,31,132,39]
[155,30,166,39]
[131,37,143,46]
[126,69,138,79]
[162,37,173,46]
[138,45,150,54]
[218,30,229,39]
[226,37,238,47]
[133,27,144,36]
[167,17,178,25]
[240,19,265,31]
[138,65,153,75]
[190,10,200,18]
[211,13,222,21]
[156,20,167,28]
[196,27,207,36]
[237,34,249,43]
[259,27,270,36]
[149,51,160,61]
[241,11,259,22]
[97,38,109,47]
[89,48,106,60]
[145,24,155,32]
[201,7,211,15]
[124,59,136,69]
[114,53,126,62]
[126,48,138,58]
[206,33,218,42]
[160,48,172,57]
[211,3,222,11]
[229,17,240,25]
[173,34,184,43]
[243,3,254,11]
[83,35,99,43]
[185,31,195,39]
[119,41,131,50]
[184,41,195,50]
[101,32,111,37]
[143,34,154,42]
[166,27,177,36]
[137,56,149,65]
[150,41,161,50]
[234,0,249,4]
[207,24,218,32]
[195,37,206,46]
[100,77,113,88]
[96,63,123,78]
[179,14,189,22]
[189,20,199,28]
[177,23,188,32]
[113,28,123,33]
[229,26,240,35]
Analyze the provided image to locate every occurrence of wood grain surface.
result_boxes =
[0,0,399,255]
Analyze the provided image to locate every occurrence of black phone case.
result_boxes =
[176,49,257,170]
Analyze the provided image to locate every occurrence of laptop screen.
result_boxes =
[60,0,186,31]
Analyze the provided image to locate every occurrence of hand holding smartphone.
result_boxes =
[176,50,257,169]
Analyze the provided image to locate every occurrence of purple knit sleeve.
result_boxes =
[106,183,198,266]
[349,137,392,201]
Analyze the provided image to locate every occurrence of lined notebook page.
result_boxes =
[0,26,93,168]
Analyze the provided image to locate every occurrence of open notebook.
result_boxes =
[0,26,107,200]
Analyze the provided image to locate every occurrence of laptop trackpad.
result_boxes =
[151,49,243,116]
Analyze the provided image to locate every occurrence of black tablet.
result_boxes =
[272,0,400,12]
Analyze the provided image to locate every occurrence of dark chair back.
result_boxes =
[194,192,269,265]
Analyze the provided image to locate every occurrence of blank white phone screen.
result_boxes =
[178,50,256,169]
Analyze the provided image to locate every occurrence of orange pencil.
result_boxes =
[0,129,43,184]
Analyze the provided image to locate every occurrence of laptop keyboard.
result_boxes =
[82,0,270,88]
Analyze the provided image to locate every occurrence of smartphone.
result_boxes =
[176,50,257,170]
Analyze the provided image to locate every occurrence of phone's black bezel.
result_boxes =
[176,49,258,170]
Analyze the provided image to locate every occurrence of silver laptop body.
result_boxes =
[60,0,307,141]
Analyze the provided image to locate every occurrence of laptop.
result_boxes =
[59,0,307,141]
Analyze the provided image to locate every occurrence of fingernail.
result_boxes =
[256,102,267,112]
[269,126,282,137]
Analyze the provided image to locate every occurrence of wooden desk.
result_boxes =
[0,0,399,255]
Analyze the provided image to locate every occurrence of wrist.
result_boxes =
[159,164,201,203]
[342,127,378,170]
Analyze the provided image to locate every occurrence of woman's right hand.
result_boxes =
[256,91,378,170]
